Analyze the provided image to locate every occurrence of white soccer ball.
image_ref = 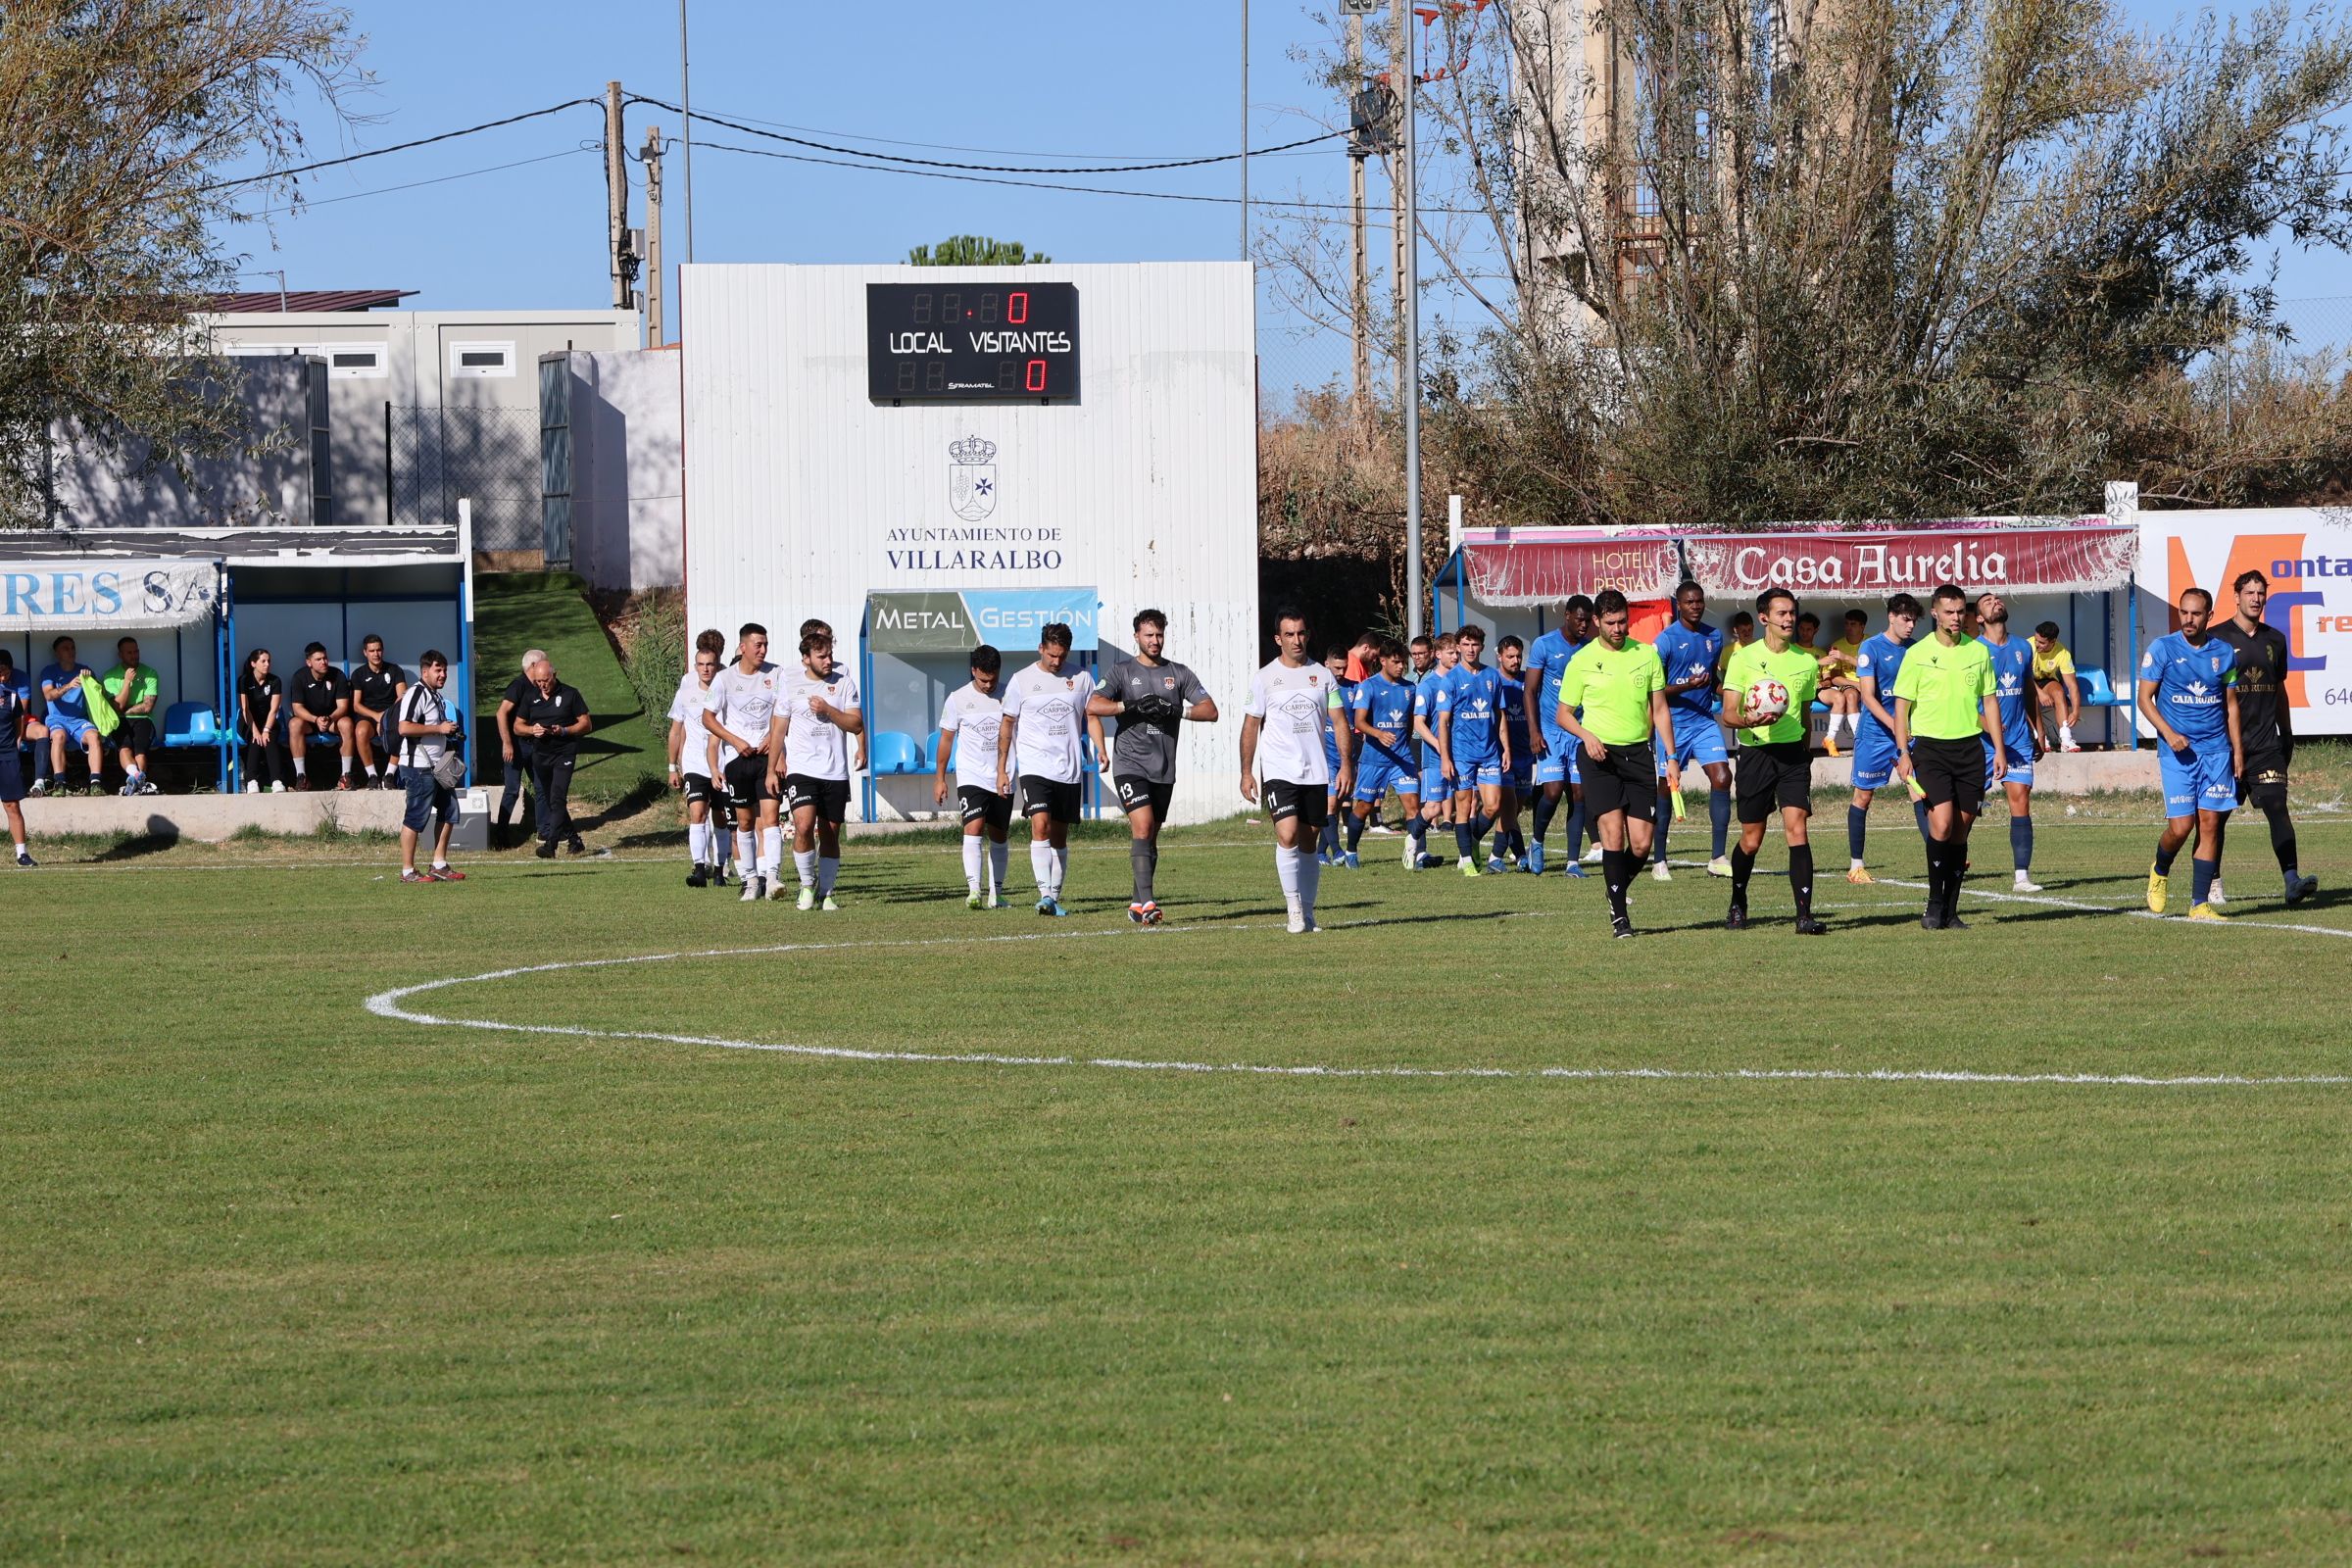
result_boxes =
[1744,677,1791,724]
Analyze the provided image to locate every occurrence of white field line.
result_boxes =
[364,920,2352,1090]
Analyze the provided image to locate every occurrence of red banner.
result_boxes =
[1457,533,1685,606]
[1682,524,2137,597]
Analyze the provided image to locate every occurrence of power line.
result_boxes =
[627,94,1347,173]
[247,147,598,216]
[201,99,600,191]
[680,102,1332,162]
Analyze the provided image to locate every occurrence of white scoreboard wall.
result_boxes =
[680,262,1259,824]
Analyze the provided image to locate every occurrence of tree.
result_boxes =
[906,235,1053,266]
[0,0,365,527]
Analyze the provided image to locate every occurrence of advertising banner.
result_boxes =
[866,586,1099,656]
[1456,531,1684,606]
[2139,507,2352,736]
[1682,522,2137,597]
[0,560,220,634]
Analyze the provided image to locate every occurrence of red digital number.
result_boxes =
[1025,359,1048,393]
[1006,291,1028,325]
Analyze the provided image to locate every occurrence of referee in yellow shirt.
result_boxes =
[1892,583,2005,929]
[1555,590,1681,938]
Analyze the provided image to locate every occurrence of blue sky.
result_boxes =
[216,0,2349,388]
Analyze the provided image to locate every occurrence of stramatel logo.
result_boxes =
[949,434,997,521]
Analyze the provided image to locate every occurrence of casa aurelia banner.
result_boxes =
[0,560,220,633]
[866,588,1099,655]
[1683,524,2139,597]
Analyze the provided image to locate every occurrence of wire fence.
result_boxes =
[387,404,544,551]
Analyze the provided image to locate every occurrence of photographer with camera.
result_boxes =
[395,651,468,884]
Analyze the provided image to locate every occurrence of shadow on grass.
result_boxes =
[93,829,179,862]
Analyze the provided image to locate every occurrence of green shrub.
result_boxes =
[618,590,685,735]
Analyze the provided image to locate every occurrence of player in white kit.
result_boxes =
[666,628,733,888]
[934,643,1013,908]
[700,623,784,902]
[770,629,863,911]
[997,622,1105,918]
[1242,608,1350,933]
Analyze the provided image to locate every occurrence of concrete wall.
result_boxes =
[557,348,683,592]
[48,358,322,528]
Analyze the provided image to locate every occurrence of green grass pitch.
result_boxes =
[6,799,2352,1564]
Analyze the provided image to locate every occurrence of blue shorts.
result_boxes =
[1665,709,1728,768]
[1504,751,1533,792]
[1419,760,1450,800]
[2158,739,2236,816]
[1532,725,1576,785]
[46,712,95,745]
[1851,721,1900,790]
[1450,760,1504,791]
[0,751,22,804]
[1985,737,2034,791]
[1353,751,1414,802]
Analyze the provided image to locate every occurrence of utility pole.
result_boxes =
[605,81,635,311]
[1390,0,1409,421]
[1348,13,1370,431]
[679,1,695,264]
[1397,3,1423,640]
[643,125,665,346]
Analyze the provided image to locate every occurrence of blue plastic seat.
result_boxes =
[868,730,921,775]
[2079,666,2125,706]
[158,702,219,748]
[922,728,941,770]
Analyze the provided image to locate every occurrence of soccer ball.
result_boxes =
[1744,677,1791,723]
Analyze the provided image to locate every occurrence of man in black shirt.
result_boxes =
[348,634,408,790]
[494,651,543,838]
[2212,568,2318,906]
[514,658,592,858]
[287,642,356,790]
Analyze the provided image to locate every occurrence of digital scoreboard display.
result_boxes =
[866,282,1080,402]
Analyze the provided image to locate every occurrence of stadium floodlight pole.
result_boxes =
[1240,0,1250,259]
[1401,13,1423,639]
[679,0,695,265]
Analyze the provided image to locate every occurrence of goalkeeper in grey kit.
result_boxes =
[1089,609,1219,923]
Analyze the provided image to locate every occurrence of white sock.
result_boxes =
[818,856,839,896]
[431,858,449,870]
[1275,844,1300,901]
[1054,846,1069,894]
[688,820,708,864]
[2060,723,2075,744]
[1297,844,1322,921]
[760,827,783,878]
[735,830,755,872]
[795,847,817,888]
[990,839,1008,895]
[1850,856,1866,871]
[961,835,984,892]
[1030,840,1055,897]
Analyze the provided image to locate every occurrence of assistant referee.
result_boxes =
[1892,583,2004,930]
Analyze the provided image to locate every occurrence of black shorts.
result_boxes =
[116,716,155,756]
[1736,740,1813,823]
[1580,741,1658,820]
[1264,778,1330,828]
[784,773,850,824]
[1912,736,1986,812]
[1113,773,1174,820]
[682,771,732,811]
[1018,773,1082,823]
[957,783,1013,831]
[2239,752,2288,810]
[722,754,774,807]
[0,751,23,804]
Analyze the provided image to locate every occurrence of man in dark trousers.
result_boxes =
[494,649,543,841]
[2211,568,2319,907]
[514,656,592,858]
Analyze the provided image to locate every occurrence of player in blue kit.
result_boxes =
[2136,585,2242,919]
[1407,633,1461,869]
[1843,594,1932,883]
[1317,642,1355,864]
[1439,624,1510,875]
[1648,580,1732,881]
[1520,596,1593,875]
[1976,592,2046,892]
[1346,640,1420,868]
[1493,634,1534,870]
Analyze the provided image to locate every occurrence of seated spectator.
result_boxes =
[395,650,467,884]
[348,634,408,790]
[2032,620,2082,752]
[0,651,43,866]
[494,649,545,839]
[34,635,103,796]
[513,655,591,858]
[237,648,294,793]
[101,637,161,796]
[288,642,356,790]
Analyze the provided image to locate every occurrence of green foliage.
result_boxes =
[906,234,1053,266]
[471,573,662,798]
[616,589,685,751]
[0,0,366,526]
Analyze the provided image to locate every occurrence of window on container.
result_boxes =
[449,341,516,378]
[325,345,386,379]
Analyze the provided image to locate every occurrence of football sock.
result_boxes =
[2261,796,2299,879]
[1943,839,1969,922]
[989,838,1009,892]
[734,830,755,873]
[1564,801,1587,860]
[962,834,985,893]
[1298,844,1321,919]
[1455,820,1476,858]
[2059,722,2075,747]
[1054,846,1069,894]
[1530,791,1560,847]
[1407,817,1427,858]
[2009,814,2034,872]
[688,820,708,865]
[1927,838,1952,915]
[2192,857,2218,906]
[760,827,783,878]
[1345,809,1366,852]
[1276,843,1300,902]
[1602,848,1633,922]
[1318,813,1341,858]
[1788,844,1815,916]
[794,848,817,888]
[1131,838,1155,902]
[2153,839,2181,876]
[1652,790,1673,863]
[1847,804,1869,863]
[1709,789,1731,858]
[1030,841,1055,897]
[1730,846,1755,906]
[817,856,838,897]
[342,757,356,777]
[1912,798,1933,849]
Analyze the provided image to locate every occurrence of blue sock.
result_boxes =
[1455,821,1477,858]
[1564,802,1586,858]
[1709,788,1731,858]
[2009,814,2034,873]
[1408,818,1427,855]
[1912,798,1933,848]
[1847,804,1868,862]
[2192,857,2218,906]
[1652,789,1674,863]
[2154,839,2180,875]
